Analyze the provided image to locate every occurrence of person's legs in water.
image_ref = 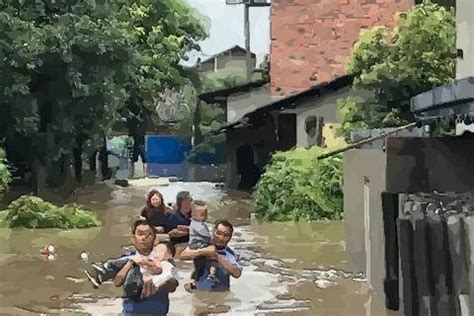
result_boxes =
[131,145,139,179]
[138,145,147,178]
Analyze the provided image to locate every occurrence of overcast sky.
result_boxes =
[183,0,271,66]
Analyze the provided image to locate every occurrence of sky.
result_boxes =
[183,0,271,66]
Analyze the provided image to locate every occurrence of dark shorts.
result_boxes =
[132,145,147,163]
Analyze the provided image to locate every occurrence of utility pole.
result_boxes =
[225,0,271,82]
[244,3,251,82]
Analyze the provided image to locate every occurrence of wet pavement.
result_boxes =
[0,179,399,315]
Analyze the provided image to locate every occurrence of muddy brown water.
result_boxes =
[0,180,398,315]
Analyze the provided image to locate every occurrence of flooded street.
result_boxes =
[0,180,397,315]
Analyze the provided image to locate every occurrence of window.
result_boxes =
[305,116,317,138]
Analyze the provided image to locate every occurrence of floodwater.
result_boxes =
[0,180,398,315]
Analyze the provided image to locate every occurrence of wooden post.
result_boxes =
[317,122,417,160]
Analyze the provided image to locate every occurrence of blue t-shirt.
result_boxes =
[165,210,191,244]
[195,247,240,291]
[119,249,171,315]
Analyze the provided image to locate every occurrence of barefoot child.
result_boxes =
[85,240,178,301]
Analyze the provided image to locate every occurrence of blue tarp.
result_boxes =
[146,135,191,164]
[145,135,225,178]
[146,135,191,178]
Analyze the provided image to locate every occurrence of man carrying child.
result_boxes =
[85,219,179,316]
[181,207,242,292]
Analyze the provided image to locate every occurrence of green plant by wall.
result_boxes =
[253,147,343,222]
[1,195,101,229]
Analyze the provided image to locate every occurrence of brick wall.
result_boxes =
[270,0,414,96]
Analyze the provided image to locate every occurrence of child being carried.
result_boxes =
[84,241,178,301]
[188,200,221,286]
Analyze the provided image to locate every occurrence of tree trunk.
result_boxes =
[89,150,97,172]
[193,99,203,145]
[73,136,83,182]
[99,135,110,180]
[31,158,47,195]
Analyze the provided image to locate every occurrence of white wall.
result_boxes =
[281,87,351,147]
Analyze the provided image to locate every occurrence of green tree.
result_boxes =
[0,0,206,190]
[339,1,455,139]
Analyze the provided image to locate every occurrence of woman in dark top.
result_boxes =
[140,189,172,233]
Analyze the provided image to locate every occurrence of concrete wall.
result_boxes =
[270,0,414,96]
[386,137,474,193]
[281,87,350,147]
[343,128,429,295]
[343,148,387,295]
[456,0,474,79]
[226,86,280,123]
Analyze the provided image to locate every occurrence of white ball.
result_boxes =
[47,245,55,254]
[80,252,89,261]
[47,254,55,261]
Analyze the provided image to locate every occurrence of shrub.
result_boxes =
[253,147,343,221]
[1,195,101,229]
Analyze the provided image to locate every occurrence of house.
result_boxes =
[205,75,353,190]
[195,45,256,75]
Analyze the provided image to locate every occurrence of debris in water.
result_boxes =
[66,276,84,283]
[257,299,311,311]
[80,251,89,262]
[41,244,56,255]
[115,179,129,187]
[315,279,335,289]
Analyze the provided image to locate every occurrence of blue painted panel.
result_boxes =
[146,135,191,164]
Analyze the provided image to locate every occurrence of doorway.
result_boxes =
[236,145,260,190]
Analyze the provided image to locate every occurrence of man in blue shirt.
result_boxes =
[165,191,192,244]
[114,219,179,316]
[180,219,242,292]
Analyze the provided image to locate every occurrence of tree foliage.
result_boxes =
[339,2,455,139]
[0,0,206,186]
[253,148,343,222]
